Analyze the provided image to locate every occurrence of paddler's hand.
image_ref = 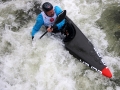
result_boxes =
[47,26,53,32]
[32,36,34,40]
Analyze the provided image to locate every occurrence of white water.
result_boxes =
[0,0,120,90]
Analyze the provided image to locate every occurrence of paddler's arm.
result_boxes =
[31,14,44,39]
[54,6,65,30]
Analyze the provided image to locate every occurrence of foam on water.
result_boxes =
[0,0,120,90]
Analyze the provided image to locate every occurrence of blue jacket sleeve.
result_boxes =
[31,14,44,37]
[54,6,65,30]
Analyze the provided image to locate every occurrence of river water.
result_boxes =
[0,0,120,90]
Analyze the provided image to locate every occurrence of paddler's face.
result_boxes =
[46,9,54,17]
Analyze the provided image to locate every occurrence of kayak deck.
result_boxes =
[64,16,112,78]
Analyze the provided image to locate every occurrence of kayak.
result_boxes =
[63,16,112,78]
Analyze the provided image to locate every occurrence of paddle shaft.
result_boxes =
[39,31,48,39]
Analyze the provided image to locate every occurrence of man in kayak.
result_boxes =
[31,2,73,42]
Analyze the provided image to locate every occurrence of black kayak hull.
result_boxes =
[64,16,112,78]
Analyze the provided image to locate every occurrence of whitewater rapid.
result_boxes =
[0,0,120,90]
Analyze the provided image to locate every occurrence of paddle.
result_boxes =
[39,10,66,39]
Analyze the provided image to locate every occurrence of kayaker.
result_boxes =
[31,2,74,42]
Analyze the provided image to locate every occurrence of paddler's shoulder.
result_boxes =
[54,6,62,15]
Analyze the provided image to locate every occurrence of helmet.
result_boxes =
[42,2,53,12]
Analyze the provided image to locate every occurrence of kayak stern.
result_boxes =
[101,67,112,78]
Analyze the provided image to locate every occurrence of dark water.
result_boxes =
[96,3,120,56]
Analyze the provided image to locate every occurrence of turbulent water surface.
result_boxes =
[0,0,120,90]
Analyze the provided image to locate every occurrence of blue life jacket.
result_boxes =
[31,6,65,37]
